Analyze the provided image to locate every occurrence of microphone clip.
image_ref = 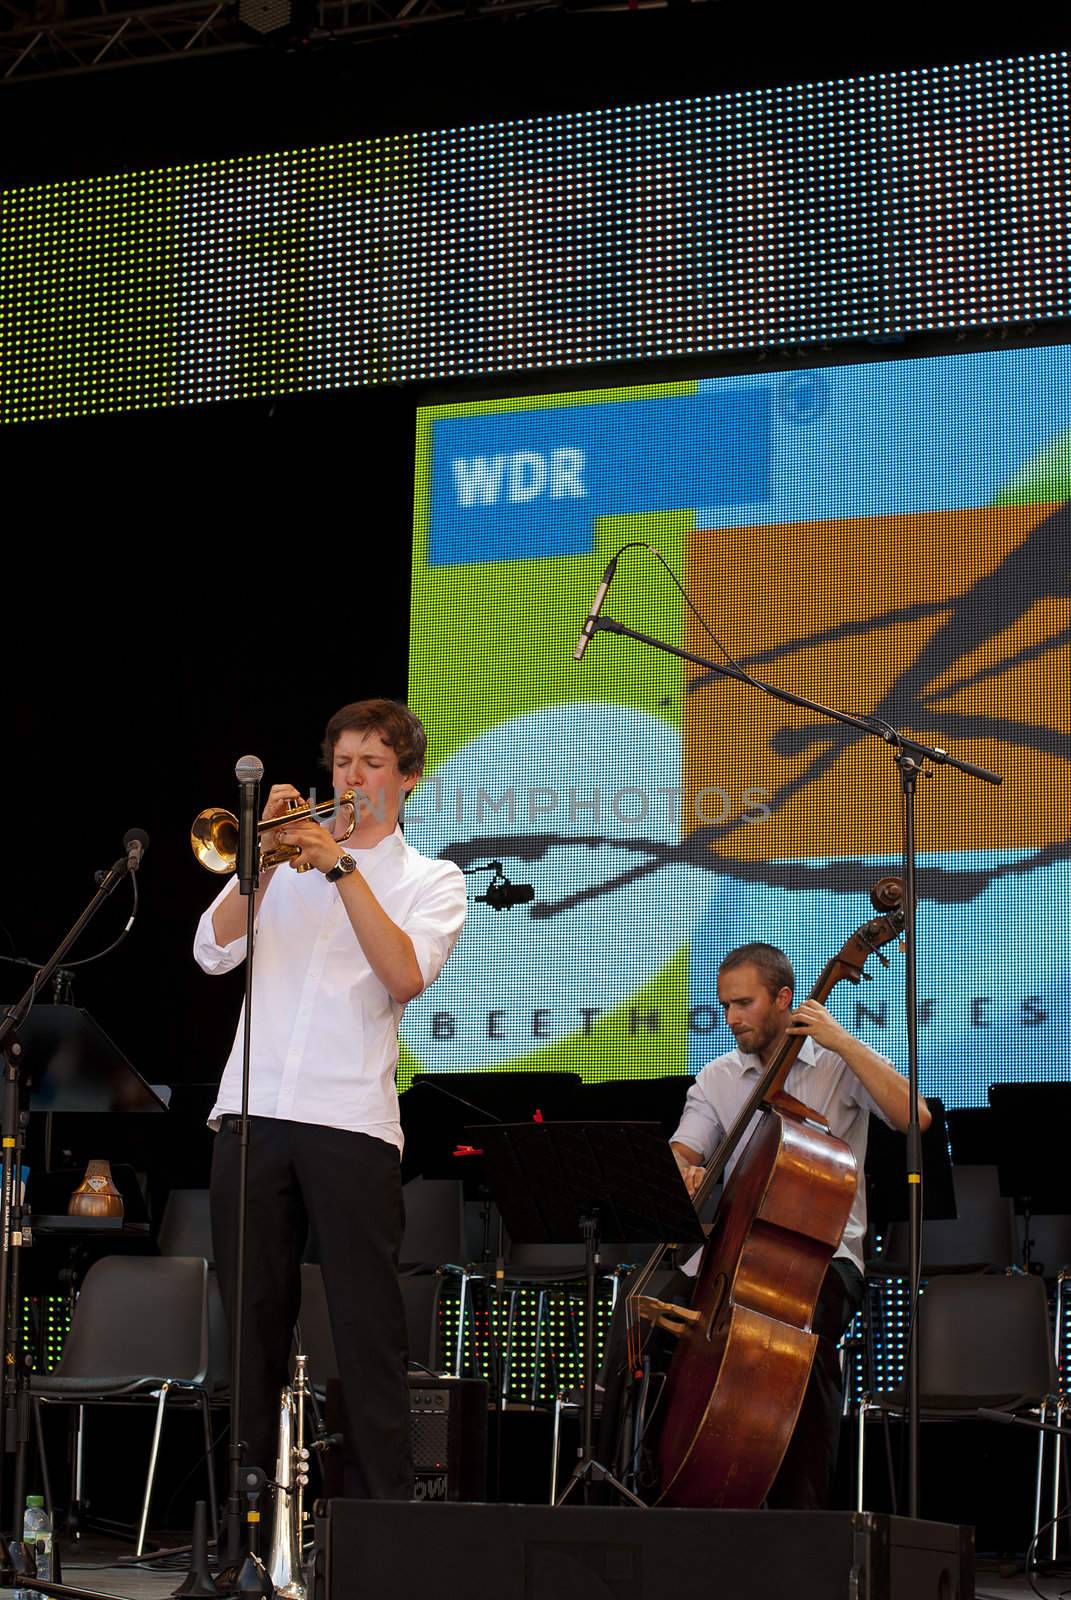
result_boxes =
[466,860,536,911]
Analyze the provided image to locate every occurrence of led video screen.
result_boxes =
[401,343,1070,1108]
[3,50,1069,423]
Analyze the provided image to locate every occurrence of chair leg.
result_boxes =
[1060,1401,1071,1564]
[501,1288,517,1404]
[531,1291,547,1407]
[549,1396,562,1505]
[200,1392,220,1547]
[72,1403,86,1531]
[855,1399,868,1511]
[453,1274,469,1377]
[32,1398,55,1522]
[1032,1400,1047,1562]
[881,1410,898,1516]
[136,1382,171,1558]
[1051,1399,1064,1563]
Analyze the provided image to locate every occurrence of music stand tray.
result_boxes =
[470,1121,704,1508]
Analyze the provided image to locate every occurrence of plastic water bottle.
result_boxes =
[22,1495,53,1587]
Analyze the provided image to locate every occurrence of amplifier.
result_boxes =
[315,1502,975,1600]
[323,1374,487,1502]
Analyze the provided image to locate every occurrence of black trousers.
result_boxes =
[210,1116,412,1501]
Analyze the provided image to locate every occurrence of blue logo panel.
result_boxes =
[428,390,770,566]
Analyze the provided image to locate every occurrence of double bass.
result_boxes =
[625,879,905,1508]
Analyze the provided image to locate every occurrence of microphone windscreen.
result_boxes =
[235,754,265,785]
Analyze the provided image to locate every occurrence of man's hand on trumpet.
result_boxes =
[274,817,347,873]
[261,784,305,826]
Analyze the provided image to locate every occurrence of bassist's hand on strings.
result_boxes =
[787,998,932,1135]
[671,1141,705,1198]
[784,998,848,1052]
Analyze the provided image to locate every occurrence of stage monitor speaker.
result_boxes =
[315,1501,974,1600]
[323,1375,487,1502]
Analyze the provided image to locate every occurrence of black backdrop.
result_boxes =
[3,5,1070,1102]
[2,387,414,1095]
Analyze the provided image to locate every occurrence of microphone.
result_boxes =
[477,880,536,910]
[123,828,150,873]
[235,754,265,898]
[573,554,619,662]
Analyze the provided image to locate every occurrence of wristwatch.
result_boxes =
[325,852,357,883]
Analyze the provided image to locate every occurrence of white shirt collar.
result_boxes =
[738,1033,817,1075]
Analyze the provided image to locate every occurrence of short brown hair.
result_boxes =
[718,942,795,999]
[321,699,427,778]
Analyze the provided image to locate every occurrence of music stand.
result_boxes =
[470,1120,704,1508]
[579,1075,691,1140]
[865,1096,957,1238]
[989,1084,1071,1270]
[402,1071,582,1185]
[20,1005,168,1117]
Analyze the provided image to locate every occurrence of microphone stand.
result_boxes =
[0,843,143,1579]
[584,613,1002,1520]
[217,765,271,1594]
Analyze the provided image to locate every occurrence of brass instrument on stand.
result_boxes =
[268,1354,312,1600]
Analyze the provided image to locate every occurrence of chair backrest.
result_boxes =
[57,1256,210,1384]
[884,1165,1016,1269]
[1023,1213,1071,1276]
[400,1274,440,1370]
[157,1188,214,1262]
[400,1179,466,1269]
[917,1271,1056,1403]
[507,1242,587,1271]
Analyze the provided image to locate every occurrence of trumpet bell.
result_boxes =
[191,807,240,874]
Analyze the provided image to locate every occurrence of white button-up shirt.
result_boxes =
[672,1036,895,1276]
[194,827,466,1150]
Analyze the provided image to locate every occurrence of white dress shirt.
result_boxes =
[194,826,467,1150]
[672,1035,896,1277]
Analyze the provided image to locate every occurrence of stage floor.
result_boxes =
[0,1530,1061,1600]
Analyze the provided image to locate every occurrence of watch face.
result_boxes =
[337,853,355,874]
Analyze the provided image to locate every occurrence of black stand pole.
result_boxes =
[898,756,923,1520]
[584,612,1002,1519]
[555,1214,645,1509]
[216,758,273,1596]
[0,836,145,1563]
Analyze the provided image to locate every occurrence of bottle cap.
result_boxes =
[26,1495,45,1508]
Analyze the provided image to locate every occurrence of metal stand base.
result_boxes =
[555,1456,646,1508]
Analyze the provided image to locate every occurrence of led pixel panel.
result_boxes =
[2,51,1071,423]
[401,342,1071,1111]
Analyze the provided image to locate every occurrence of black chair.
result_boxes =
[881,1165,1017,1272]
[156,1186,229,1400]
[31,1255,224,1555]
[156,1188,214,1261]
[400,1178,466,1273]
[856,1271,1065,1552]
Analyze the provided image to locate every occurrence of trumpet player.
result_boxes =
[194,698,467,1500]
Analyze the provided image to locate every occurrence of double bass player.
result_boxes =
[669,940,932,1509]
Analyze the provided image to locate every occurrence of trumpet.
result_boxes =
[191,791,357,875]
[268,1354,311,1600]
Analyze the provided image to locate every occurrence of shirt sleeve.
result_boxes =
[671,1067,727,1164]
[403,861,468,992]
[193,878,249,975]
[840,1050,899,1129]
